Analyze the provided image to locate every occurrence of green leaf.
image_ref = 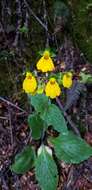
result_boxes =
[80,72,92,83]
[31,94,50,113]
[38,48,56,57]
[42,104,68,134]
[50,132,92,164]
[30,95,68,134]
[28,113,47,140]
[35,145,58,190]
[11,145,35,174]
[50,51,56,58]
[48,72,63,84]
[19,26,28,33]
[38,50,44,56]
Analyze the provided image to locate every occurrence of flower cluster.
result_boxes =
[23,50,73,99]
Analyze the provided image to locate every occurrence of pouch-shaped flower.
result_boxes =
[36,50,55,72]
[45,78,61,99]
[62,72,72,88]
[23,72,37,94]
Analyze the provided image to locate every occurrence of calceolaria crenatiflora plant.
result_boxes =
[11,49,92,190]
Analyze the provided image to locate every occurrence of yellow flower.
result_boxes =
[62,72,72,88]
[45,78,61,99]
[36,50,55,72]
[23,72,37,94]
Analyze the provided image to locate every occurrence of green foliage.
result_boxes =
[70,0,92,62]
[30,94,68,134]
[30,94,50,113]
[19,26,28,34]
[53,1,70,25]
[49,72,63,84]
[50,131,92,164]
[80,72,92,83]
[0,50,15,62]
[35,145,58,190]
[42,103,68,134]
[11,146,35,174]
[28,113,47,140]
[38,49,56,57]
[11,92,92,190]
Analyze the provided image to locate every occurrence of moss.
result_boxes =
[69,0,92,63]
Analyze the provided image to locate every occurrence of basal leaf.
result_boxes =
[11,145,35,174]
[42,104,68,134]
[31,94,50,113]
[28,113,47,140]
[35,145,58,190]
[50,131,92,164]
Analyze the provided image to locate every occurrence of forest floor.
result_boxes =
[0,40,92,190]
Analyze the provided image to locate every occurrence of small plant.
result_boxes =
[11,50,92,190]
[19,26,29,34]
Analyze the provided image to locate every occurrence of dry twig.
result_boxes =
[0,96,27,113]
